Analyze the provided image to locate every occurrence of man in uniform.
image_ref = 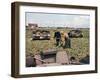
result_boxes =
[54,30,61,46]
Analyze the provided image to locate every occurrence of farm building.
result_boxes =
[28,23,38,29]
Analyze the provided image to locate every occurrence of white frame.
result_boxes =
[20,6,95,74]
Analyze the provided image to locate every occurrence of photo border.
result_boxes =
[11,2,98,78]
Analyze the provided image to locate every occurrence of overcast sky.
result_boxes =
[26,12,90,28]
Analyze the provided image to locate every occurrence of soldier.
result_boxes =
[54,30,61,46]
[60,31,71,48]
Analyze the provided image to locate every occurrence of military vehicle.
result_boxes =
[68,30,83,38]
[32,30,50,40]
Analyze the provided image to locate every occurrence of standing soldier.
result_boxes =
[54,30,61,46]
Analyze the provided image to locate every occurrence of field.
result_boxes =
[26,28,89,61]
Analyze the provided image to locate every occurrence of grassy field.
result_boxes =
[26,28,89,61]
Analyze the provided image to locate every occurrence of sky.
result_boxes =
[26,12,90,28]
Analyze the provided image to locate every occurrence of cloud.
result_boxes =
[26,12,90,28]
[68,16,90,28]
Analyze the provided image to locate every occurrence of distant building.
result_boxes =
[28,23,38,29]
